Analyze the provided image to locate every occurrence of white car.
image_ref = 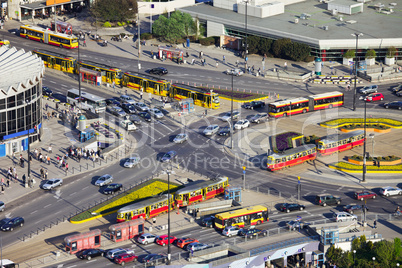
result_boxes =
[225,68,244,76]
[134,102,149,112]
[379,186,402,197]
[106,248,134,259]
[95,174,113,187]
[335,212,357,222]
[124,157,140,168]
[120,120,136,131]
[41,178,63,190]
[220,111,240,121]
[203,125,220,136]
[120,95,136,105]
[173,133,188,144]
[149,108,164,119]
[234,119,250,129]
[222,226,241,237]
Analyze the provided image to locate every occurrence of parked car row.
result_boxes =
[137,233,209,252]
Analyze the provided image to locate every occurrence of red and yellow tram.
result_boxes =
[174,176,229,207]
[116,194,174,223]
[317,130,365,156]
[267,144,317,171]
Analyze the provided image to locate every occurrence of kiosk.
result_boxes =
[109,218,145,242]
[64,229,102,254]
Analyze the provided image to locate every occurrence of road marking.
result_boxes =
[57,265,64,268]
[199,229,210,233]
[69,192,77,196]
[50,81,57,84]
[34,220,41,225]
[82,186,89,190]
[30,210,38,214]
[86,260,97,263]
[66,266,77,268]
[61,84,68,88]
[117,170,124,174]
[44,204,52,208]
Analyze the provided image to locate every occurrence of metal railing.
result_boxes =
[250,235,320,256]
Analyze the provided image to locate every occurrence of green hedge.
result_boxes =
[199,37,215,46]
[329,162,402,172]
[350,155,400,162]
[199,87,268,101]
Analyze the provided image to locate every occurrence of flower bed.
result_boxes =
[199,87,268,102]
[271,132,303,152]
[70,179,180,223]
[320,118,402,129]
[348,155,401,166]
[329,162,402,173]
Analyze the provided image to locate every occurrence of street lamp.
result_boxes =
[372,257,375,268]
[230,74,234,149]
[243,0,249,71]
[166,168,172,264]
[353,250,356,267]
[362,98,367,182]
[352,33,363,111]
[136,8,141,71]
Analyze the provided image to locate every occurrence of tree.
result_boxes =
[272,38,291,58]
[153,11,195,43]
[387,46,397,58]
[343,49,355,59]
[91,0,137,22]
[365,49,376,59]
[258,38,273,56]
[247,36,260,55]
[283,42,310,61]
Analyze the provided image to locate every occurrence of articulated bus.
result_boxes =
[19,25,78,49]
[66,89,107,113]
[268,91,344,118]
[175,176,229,207]
[122,72,171,96]
[267,144,317,171]
[33,50,76,73]
[170,84,220,109]
[214,205,269,230]
[77,60,123,85]
[317,130,365,156]
[116,194,174,222]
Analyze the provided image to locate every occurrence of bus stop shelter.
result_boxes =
[64,229,101,254]
[158,46,184,63]
[109,218,145,242]
[80,67,101,86]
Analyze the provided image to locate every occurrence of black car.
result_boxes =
[0,216,24,231]
[243,101,265,109]
[42,86,53,96]
[121,103,137,114]
[315,194,341,207]
[106,98,121,106]
[102,183,123,195]
[161,151,177,162]
[142,253,168,265]
[279,203,305,213]
[138,112,152,122]
[343,204,362,214]
[201,215,215,228]
[129,114,142,125]
[77,248,105,260]
[218,126,231,136]
[149,67,168,75]
[384,101,402,110]
[239,228,267,238]
[0,218,10,229]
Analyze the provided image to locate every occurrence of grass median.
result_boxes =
[329,162,402,173]
[320,118,402,129]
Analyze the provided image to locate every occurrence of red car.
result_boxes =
[156,235,177,246]
[364,93,384,102]
[176,237,199,249]
[114,253,138,265]
[354,191,377,201]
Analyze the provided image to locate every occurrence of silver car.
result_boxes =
[106,248,134,259]
[134,102,149,112]
[137,233,157,245]
[124,157,140,168]
[251,113,268,123]
[173,133,188,144]
[41,178,63,190]
[359,85,378,94]
[95,174,113,187]
[203,125,220,136]
[149,108,164,119]
[220,111,240,121]
[0,201,5,212]
[120,95,136,105]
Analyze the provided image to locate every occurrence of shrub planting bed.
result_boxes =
[329,162,402,173]
[320,118,402,129]
[271,132,303,152]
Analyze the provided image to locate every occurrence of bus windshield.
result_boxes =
[317,143,324,150]
[213,96,219,104]
[71,38,78,44]
[98,100,106,108]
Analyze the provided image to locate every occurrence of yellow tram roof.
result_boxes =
[21,24,77,38]
[173,83,219,95]
[124,71,169,83]
[79,60,121,72]
[319,130,364,144]
[117,194,171,214]
[175,176,228,195]
[269,144,316,159]
[34,49,75,60]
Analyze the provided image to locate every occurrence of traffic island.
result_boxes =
[69,179,180,224]
[328,161,402,173]
[319,118,402,129]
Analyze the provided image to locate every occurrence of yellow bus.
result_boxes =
[33,49,76,73]
[77,60,123,85]
[122,72,171,96]
[214,205,269,230]
[170,84,220,109]
[0,39,10,48]
[19,25,78,49]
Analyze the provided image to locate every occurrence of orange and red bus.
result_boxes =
[174,176,229,207]
[116,194,174,222]
[19,25,78,49]
[268,91,344,118]
[317,130,365,156]
[267,144,317,171]
[214,205,269,230]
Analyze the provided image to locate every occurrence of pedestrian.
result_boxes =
[22,174,26,185]
[47,155,50,165]
[83,39,86,47]
[65,162,69,174]
[373,220,377,229]
[45,170,48,180]
[153,217,156,224]
[6,178,9,188]
[223,55,226,63]
[48,145,52,154]
[14,173,18,182]
[191,248,194,257]
[236,60,239,67]
[216,61,218,68]
[252,65,255,72]
[191,58,195,65]
[284,62,287,70]
[13,166,16,178]
[125,89,128,95]
[1,185,4,194]
[45,103,48,111]
[140,91,143,99]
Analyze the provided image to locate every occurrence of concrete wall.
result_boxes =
[214,0,241,12]
[207,20,224,37]
[237,1,284,18]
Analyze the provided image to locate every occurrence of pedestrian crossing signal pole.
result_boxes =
[242,166,246,190]
[297,176,301,201]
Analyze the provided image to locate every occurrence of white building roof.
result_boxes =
[0,46,45,97]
